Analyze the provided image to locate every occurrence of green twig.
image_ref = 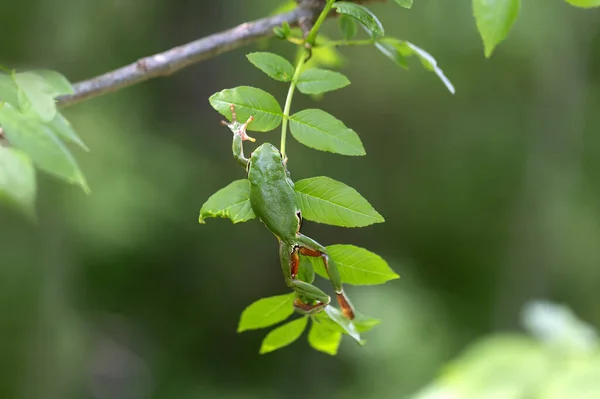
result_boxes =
[305,0,336,46]
[319,38,376,47]
[280,54,307,160]
[280,0,335,160]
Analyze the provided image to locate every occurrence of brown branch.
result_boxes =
[56,0,387,107]
[56,7,317,107]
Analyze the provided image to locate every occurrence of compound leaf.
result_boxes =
[297,68,350,95]
[14,70,73,121]
[247,52,295,82]
[0,146,36,217]
[0,103,88,191]
[259,317,308,354]
[295,176,384,227]
[394,0,414,8]
[473,0,521,58]
[334,2,384,38]
[376,38,455,94]
[308,318,343,355]
[199,179,255,224]
[339,15,358,40]
[238,293,295,332]
[289,109,364,156]
[310,244,399,285]
[209,86,283,132]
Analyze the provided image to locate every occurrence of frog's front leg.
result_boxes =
[295,234,356,320]
[279,241,331,315]
[220,104,255,169]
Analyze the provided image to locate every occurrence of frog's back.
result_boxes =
[248,144,300,239]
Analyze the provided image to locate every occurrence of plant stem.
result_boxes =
[305,0,336,46]
[280,0,334,159]
[280,54,306,159]
[320,38,376,47]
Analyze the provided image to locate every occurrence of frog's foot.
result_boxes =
[293,297,328,315]
[296,234,356,320]
[221,104,256,142]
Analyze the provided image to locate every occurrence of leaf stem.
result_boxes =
[320,38,376,47]
[280,0,335,160]
[280,54,306,159]
[305,0,336,46]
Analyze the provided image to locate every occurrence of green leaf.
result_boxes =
[564,0,600,7]
[238,293,295,332]
[353,312,382,333]
[313,309,380,335]
[0,104,88,191]
[394,0,414,8]
[339,15,358,40]
[0,146,36,217]
[0,73,19,105]
[376,38,455,94]
[473,0,521,58]
[259,317,308,354]
[14,70,74,121]
[333,2,384,38]
[289,109,365,156]
[310,245,398,285]
[209,86,283,132]
[199,179,256,224]
[296,69,350,95]
[324,306,361,342]
[48,112,89,151]
[375,40,409,69]
[270,0,297,14]
[246,52,295,82]
[295,176,384,227]
[308,318,343,355]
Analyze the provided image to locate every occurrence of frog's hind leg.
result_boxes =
[295,234,356,320]
[279,241,330,315]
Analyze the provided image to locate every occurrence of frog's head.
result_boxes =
[251,143,282,164]
[249,143,284,177]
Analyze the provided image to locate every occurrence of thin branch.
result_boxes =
[56,7,316,107]
[56,0,387,107]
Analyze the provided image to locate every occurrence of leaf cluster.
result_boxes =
[0,69,86,217]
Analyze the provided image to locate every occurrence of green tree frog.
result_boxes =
[222,105,355,320]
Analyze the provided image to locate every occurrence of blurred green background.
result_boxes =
[2,1,600,398]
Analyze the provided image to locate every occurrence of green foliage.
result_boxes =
[375,38,455,94]
[48,112,89,152]
[246,52,294,82]
[294,176,384,227]
[473,0,521,58]
[296,68,350,95]
[338,15,358,40]
[0,146,36,217]
[0,74,19,105]
[412,301,600,399]
[199,179,255,224]
[237,293,295,332]
[333,2,385,38]
[15,70,73,121]
[0,68,87,213]
[209,86,283,132]
[0,103,88,192]
[394,0,414,8]
[289,109,364,155]
[259,317,308,354]
[308,318,343,355]
[564,0,600,7]
[307,244,399,285]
